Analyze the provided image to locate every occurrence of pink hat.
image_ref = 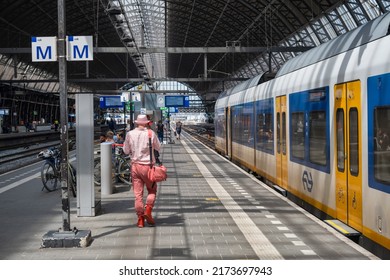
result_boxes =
[134,114,150,125]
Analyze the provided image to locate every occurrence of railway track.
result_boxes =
[183,123,215,149]
[0,141,60,165]
[0,139,76,175]
[0,124,117,174]
[0,123,211,175]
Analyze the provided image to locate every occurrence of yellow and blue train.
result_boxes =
[215,12,390,258]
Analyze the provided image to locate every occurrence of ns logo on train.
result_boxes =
[302,171,313,192]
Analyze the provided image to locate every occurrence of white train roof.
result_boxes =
[277,12,390,78]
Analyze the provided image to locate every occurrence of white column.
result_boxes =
[76,94,101,216]
[101,142,113,195]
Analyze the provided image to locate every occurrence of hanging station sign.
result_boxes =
[31,36,93,62]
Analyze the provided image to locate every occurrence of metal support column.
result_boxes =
[41,0,91,248]
[58,0,70,232]
[130,91,133,128]
[204,53,208,78]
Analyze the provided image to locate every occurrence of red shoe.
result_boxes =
[137,216,144,228]
[144,206,155,226]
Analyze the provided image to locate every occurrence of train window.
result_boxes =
[336,109,345,172]
[232,106,241,144]
[215,108,225,138]
[256,112,273,152]
[291,112,305,159]
[374,107,390,185]
[231,104,254,148]
[282,112,286,155]
[349,108,359,176]
[289,86,329,173]
[309,111,327,166]
[242,113,253,145]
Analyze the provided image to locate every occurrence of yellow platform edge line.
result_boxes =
[325,220,349,235]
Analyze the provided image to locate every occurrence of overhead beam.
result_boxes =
[78,90,198,94]
[0,46,313,54]
[1,77,248,83]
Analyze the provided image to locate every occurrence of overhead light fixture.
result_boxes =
[115,23,125,30]
[122,35,134,43]
[115,14,123,21]
[106,4,122,16]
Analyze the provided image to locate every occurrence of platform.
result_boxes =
[0,131,378,260]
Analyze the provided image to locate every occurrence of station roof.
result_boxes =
[0,0,389,111]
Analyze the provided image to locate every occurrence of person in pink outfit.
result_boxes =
[123,114,161,228]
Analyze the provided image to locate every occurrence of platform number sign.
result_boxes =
[31,36,93,62]
[31,37,57,62]
[67,36,93,61]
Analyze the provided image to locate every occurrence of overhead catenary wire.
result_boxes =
[175,0,197,78]
[188,0,231,87]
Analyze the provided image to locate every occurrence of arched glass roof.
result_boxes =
[119,0,166,79]
[2,0,390,112]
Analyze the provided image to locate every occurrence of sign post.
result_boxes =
[57,0,70,234]
[41,0,91,248]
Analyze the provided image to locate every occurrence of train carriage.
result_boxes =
[215,12,390,258]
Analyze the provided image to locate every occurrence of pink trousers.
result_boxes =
[131,163,157,216]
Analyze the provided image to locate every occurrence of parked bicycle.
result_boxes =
[38,146,77,197]
[93,144,131,186]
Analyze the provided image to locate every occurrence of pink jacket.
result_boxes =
[123,127,161,165]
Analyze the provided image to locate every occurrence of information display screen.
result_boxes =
[99,96,123,108]
[165,96,190,108]
[165,96,185,107]
[105,97,122,107]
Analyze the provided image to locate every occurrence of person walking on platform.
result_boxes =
[123,114,161,228]
[156,120,165,143]
[108,117,116,133]
[175,120,182,140]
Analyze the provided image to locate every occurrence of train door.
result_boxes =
[334,81,362,232]
[225,107,232,159]
[276,96,288,189]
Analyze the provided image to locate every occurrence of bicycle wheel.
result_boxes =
[41,161,58,192]
[117,159,131,185]
[94,158,101,186]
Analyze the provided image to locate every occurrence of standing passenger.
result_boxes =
[123,114,161,228]
[156,120,165,143]
[105,131,115,143]
[108,117,116,133]
[99,133,107,143]
[116,132,125,144]
[175,120,182,140]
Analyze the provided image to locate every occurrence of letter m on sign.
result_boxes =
[73,45,88,59]
[37,46,51,60]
